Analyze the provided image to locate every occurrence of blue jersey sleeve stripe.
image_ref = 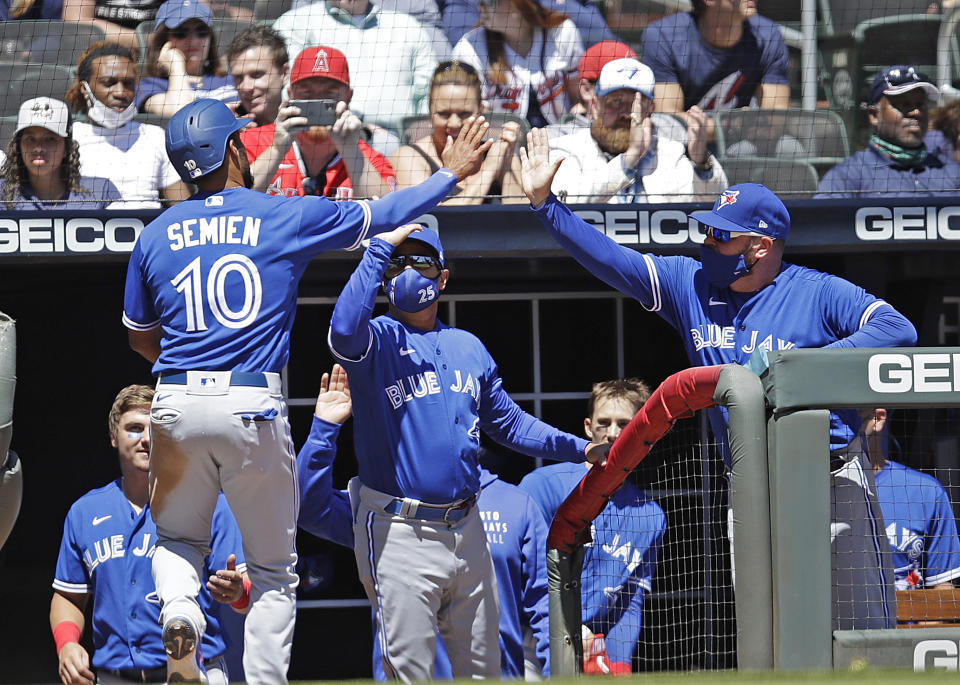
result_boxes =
[346,200,373,252]
[641,254,662,312]
[52,579,89,593]
[121,313,160,331]
[327,325,373,363]
[638,578,653,593]
[926,568,960,586]
[859,299,887,329]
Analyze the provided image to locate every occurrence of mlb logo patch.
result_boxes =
[200,376,217,387]
[717,189,739,209]
[205,196,224,207]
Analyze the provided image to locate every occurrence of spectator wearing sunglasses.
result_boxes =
[521,136,917,629]
[549,58,726,203]
[816,65,960,198]
[137,0,238,118]
[391,61,525,204]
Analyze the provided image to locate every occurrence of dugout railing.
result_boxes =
[762,348,960,671]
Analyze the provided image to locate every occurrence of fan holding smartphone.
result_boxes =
[239,45,397,199]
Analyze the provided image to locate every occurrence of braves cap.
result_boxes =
[16,97,71,138]
[405,226,445,266]
[867,65,939,105]
[690,183,790,240]
[578,40,637,82]
[291,46,350,87]
[596,58,655,99]
[154,0,213,29]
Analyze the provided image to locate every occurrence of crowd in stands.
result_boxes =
[3,0,960,207]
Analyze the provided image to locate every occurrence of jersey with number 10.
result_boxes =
[123,187,371,374]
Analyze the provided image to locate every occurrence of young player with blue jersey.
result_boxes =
[519,127,917,631]
[121,98,493,683]
[296,366,552,679]
[519,378,666,675]
[327,225,607,680]
[50,385,248,685]
[863,408,960,590]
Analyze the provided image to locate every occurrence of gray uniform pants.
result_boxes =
[149,371,299,685]
[351,481,501,682]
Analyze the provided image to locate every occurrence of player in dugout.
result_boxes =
[519,128,917,631]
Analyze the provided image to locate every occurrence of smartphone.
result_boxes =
[289,99,338,127]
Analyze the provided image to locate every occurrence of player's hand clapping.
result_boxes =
[57,641,94,685]
[440,116,494,182]
[519,128,564,209]
[624,91,652,171]
[314,364,352,425]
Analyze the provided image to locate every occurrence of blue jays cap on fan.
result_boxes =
[595,58,655,99]
[155,0,213,29]
[690,183,790,240]
[406,226,445,266]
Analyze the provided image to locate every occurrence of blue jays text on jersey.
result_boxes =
[519,462,666,667]
[532,195,917,450]
[875,460,960,590]
[123,170,458,375]
[53,482,244,672]
[328,237,588,504]
[296,418,552,678]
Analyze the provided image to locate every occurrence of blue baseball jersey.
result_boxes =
[533,196,918,451]
[297,420,551,677]
[875,460,960,590]
[641,12,789,111]
[123,171,457,374]
[520,462,665,667]
[328,237,588,503]
[52,482,244,671]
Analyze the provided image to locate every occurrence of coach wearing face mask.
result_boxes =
[65,41,190,208]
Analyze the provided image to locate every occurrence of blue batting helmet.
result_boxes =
[165,99,248,183]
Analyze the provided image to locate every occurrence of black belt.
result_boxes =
[383,496,476,524]
[100,665,167,682]
[159,371,269,387]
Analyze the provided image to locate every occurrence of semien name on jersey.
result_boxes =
[167,216,262,251]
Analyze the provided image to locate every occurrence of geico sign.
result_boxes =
[576,210,707,245]
[856,206,960,240]
[914,639,960,671]
[0,218,143,254]
[868,353,960,393]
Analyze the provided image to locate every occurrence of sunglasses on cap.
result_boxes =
[698,225,764,244]
[434,60,478,77]
[171,24,211,39]
[384,254,442,280]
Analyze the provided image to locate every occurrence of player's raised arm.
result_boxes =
[328,224,425,361]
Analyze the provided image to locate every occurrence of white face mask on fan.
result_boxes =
[83,82,137,129]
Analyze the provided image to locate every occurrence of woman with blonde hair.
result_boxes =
[452,0,583,128]
[390,61,524,204]
[136,0,237,118]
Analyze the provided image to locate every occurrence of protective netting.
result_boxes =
[2,0,960,206]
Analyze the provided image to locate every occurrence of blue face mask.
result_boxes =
[385,268,440,313]
[699,245,751,288]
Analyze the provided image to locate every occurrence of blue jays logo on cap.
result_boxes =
[717,189,739,209]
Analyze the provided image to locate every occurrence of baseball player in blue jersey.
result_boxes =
[327,224,607,680]
[296,366,552,679]
[519,378,666,675]
[519,127,917,630]
[50,385,248,685]
[121,98,493,683]
[863,409,960,590]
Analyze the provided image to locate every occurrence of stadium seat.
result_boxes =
[717,157,819,198]
[0,116,18,150]
[133,111,171,130]
[0,20,106,67]
[254,0,293,21]
[712,108,849,178]
[400,112,530,148]
[0,63,75,118]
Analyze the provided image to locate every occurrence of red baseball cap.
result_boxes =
[578,41,638,82]
[291,46,350,87]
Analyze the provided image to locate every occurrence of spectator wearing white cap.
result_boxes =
[0,97,121,210]
[138,0,238,118]
[548,58,726,204]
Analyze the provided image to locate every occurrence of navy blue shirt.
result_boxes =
[816,144,960,198]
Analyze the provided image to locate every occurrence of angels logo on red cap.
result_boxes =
[313,49,330,74]
[717,189,739,209]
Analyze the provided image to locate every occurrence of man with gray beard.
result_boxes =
[548,58,727,204]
